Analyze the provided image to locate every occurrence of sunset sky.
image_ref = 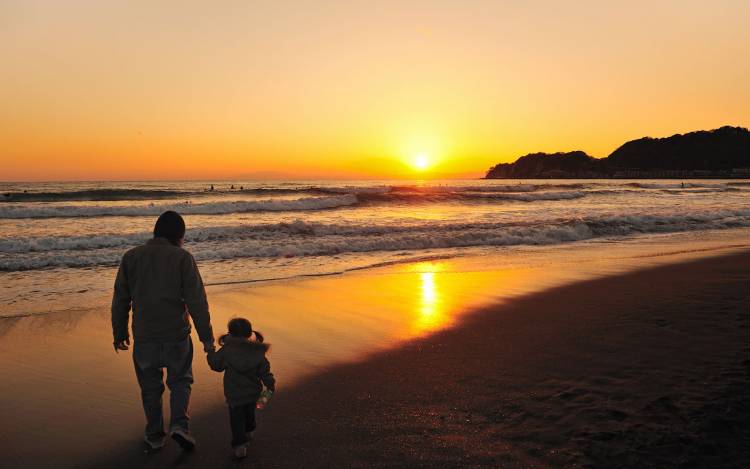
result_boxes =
[2,0,749,181]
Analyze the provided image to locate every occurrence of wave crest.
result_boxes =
[3,209,750,270]
[0,194,359,219]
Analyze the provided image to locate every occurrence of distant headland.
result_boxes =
[485,126,750,179]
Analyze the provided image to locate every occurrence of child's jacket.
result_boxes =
[207,336,275,406]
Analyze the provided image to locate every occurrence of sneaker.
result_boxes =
[170,428,196,451]
[144,434,167,450]
[234,444,248,459]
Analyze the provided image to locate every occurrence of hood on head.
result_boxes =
[220,336,270,372]
[221,335,270,351]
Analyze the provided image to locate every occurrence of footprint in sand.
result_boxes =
[642,395,683,418]
[608,409,629,421]
[653,318,672,328]
[556,388,585,401]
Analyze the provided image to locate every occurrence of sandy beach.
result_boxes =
[0,244,747,468]
[91,250,750,468]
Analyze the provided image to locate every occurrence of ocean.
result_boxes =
[1,178,750,318]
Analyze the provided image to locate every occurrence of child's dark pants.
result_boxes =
[229,403,256,447]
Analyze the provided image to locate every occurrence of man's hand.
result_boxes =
[203,340,216,353]
[114,338,130,352]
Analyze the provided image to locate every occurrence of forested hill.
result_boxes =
[485,126,750,178]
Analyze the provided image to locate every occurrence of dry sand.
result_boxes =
[81,251,750,468]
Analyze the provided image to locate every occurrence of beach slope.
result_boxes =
[88,252,750,468]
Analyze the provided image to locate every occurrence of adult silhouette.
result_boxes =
[112,210,215,450]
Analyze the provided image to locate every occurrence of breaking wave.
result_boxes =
[0,189,196,202]
[0,189,593,219]
[626,182,731,189]
[4,181,748,219]
[3,209,750,270]
[0,194,360,219]
[2,180,745,203]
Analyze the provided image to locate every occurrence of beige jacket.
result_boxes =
[111,238,214,344]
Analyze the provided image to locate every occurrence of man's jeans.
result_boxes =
[133,337,194,438]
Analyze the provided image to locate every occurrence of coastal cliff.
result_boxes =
[486,126,750,179]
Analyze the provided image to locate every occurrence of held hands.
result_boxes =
[114,338,214,353]
[113,338,130,352]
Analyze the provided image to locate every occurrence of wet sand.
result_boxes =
[1,240,749,468]
[75,250,750,468]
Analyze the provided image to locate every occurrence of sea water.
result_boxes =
[1,178,749,317]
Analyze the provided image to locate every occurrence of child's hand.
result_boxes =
[256,389,273,409]
[202,340,216,353]
[113,339,130,352]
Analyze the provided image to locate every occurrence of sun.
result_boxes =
[413,153,430,170]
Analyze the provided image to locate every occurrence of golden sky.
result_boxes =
[1,1,749,181]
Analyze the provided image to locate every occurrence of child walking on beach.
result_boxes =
[207,318,275,458]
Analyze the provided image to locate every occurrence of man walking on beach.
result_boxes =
[111,210,215,451]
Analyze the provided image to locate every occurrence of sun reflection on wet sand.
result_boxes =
[413,270,446,335]
[421,272,436,307]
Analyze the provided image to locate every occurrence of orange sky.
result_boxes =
[1,1,749,181]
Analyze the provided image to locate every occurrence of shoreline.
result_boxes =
[4,227,750,321]
[83,250,750,468]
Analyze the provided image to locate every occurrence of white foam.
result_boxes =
[320,186,392,194]
[626,182,730,189]
[0,194,359,219]
[3,209,750,270]
[466,190,587,201]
